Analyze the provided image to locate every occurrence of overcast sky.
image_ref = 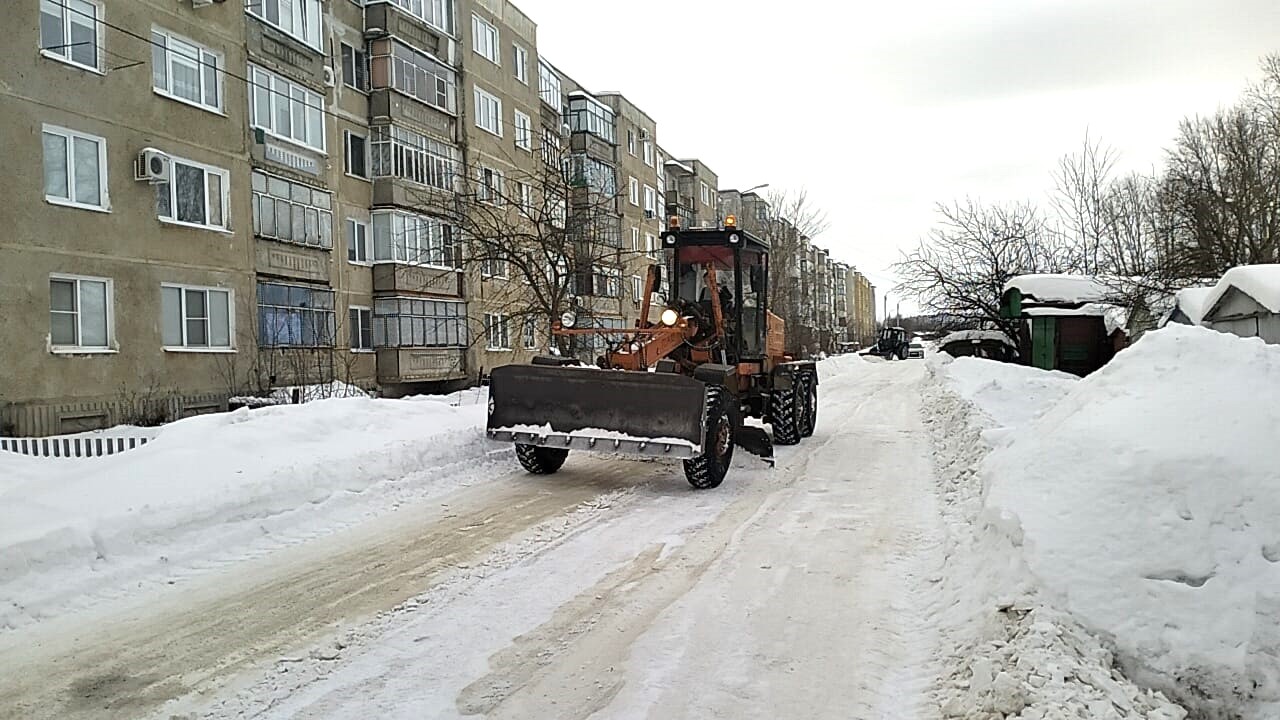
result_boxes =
[515,0,1279,316]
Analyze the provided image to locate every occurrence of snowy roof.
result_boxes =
[1200,264,1280,318]
[1171,286,1216,325]
[1023,303,1110,318]
[1103,306,1130,336]
[940,330,1016,348]
[1004,274,1112,304]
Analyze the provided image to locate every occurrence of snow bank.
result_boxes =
[228,381,371,407]
[921,361,1187,720]
[1201,263,1280,316]
[0,392,491,629]
[942,356,1076,431]
[984,325,1280,717]
[1005,274,1112,303]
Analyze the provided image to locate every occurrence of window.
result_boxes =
[249,64,326,152]
[643,185,657,216]
[373,297,467,348]
[349,307,372,350]
[40,0,101,72]
[643,140,653,166]
[523,317,540,349]
[250,171,332,247]
[257,282,335,347]
[631,275,643,304]
[371,210,458,267]
[162,284,232,349]
[485,313,510,349]
[474,87,503,136]
[627,130,636,156]
[472,15,500,65]
[340,43,369,91]
[540,125,562,167]
[628,177,639,206]
[347,218,369,263]
[630,226,640,251]
[645,232,658,259]
[345,131,368,179]
[590,266,621,298]
[151,29,221,112]
[478,167,503,204]
[49,275,112,350]
[517,181,533,215]
[514,110,532,151]
[481,252,508,279]
[387,0,453,34]
[42,125,108,211]
[158,156,230,230]
[513,44,528,84]
[372,41,458,114]
[247,0,322,51]
[569,154,616,198]
[538,60,561,107]
[700,181,710,205]
[566,93,615,143]
[370,125,459,191]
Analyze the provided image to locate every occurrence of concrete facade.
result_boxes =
[2,0,881,435]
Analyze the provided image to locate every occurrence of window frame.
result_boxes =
[347,217,370,264]
[39,0,103,73]
[474,86,503,137]
[522,316,538,349]
[485,312,511,350]
[370,210,459,268]
[247,0,323,51]
[248,63,327,153]
[250,170,333,247]
[160,283,235,352]
[349,305,374,352]
[538,59,561,107]
[643,185,657,216]
[513,43,528,84]
[158,155,231,232]
[257,281,337,348]
[513,109,533,151]
[340,42,370,92]
[471,14,500,65]
[344,129,369,180]
[41,124,110,212]
[628,176,639,206]
[48,273,115,353]
[151,27,224,114]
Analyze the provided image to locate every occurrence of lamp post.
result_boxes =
[741,183,769,195]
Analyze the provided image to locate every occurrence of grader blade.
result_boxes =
[487,364,708,458]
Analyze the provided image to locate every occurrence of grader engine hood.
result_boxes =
[486,364,709,458]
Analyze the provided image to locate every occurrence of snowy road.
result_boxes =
[0,358,948,719]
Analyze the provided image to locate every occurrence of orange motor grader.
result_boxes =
[486,216,819,489]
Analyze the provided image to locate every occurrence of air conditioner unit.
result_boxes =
[134,148,171,183]
[644,209,655,219]
[322,65,336,89]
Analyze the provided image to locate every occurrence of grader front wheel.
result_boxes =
[684,385,735,490]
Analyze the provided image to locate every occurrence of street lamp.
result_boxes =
[741,183,769,195]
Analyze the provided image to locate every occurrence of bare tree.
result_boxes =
[893,199,1067,336]
[760,187,831,351]
[1050,132,1120,275]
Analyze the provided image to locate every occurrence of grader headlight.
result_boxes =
[660,308,680,326]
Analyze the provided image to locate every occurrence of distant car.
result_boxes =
[907,341,924,359]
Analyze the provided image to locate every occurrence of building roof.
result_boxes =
[1004,274,1112,304]
[940,330,1016,348]
[1201,264,1280,318]
[1170,286,1216,325]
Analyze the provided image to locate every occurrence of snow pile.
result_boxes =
[984,325,1280,717]
[1200,263,1280,316]
[940,329,1016,348]
[0,392,492,629]
[941,356,1076,431]
[920,363,1187,720]
[1005,274,1112,303]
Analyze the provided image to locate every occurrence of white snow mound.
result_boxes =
[943,357,1077,431]
[983,324,1280,716]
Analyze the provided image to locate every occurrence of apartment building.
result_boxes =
[664,158,719,229]
[847,270,877,347]
[3,0,255,435]
[599,93,662,330]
